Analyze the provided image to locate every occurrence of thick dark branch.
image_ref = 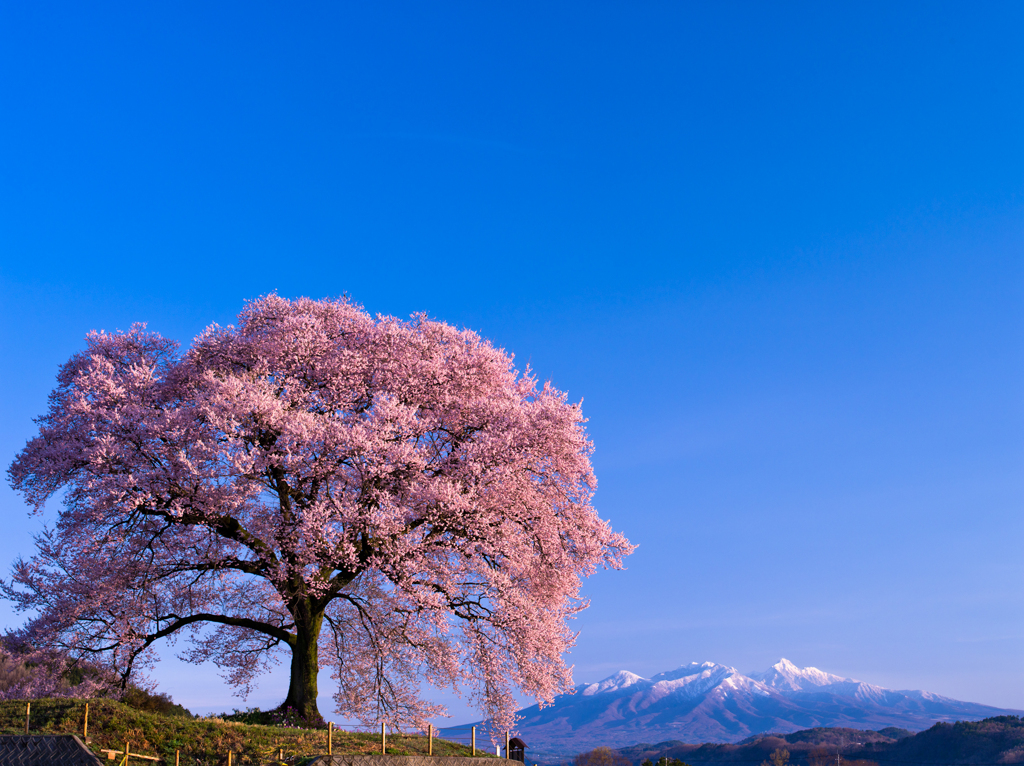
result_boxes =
[323,569,357,598]
[207,513,280,570]
[151,612,295,645]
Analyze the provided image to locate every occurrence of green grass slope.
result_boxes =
[0,698,487,765]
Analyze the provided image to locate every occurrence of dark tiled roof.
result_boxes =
[0,735,104,766]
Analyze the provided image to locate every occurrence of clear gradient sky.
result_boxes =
[1,2,1021,722]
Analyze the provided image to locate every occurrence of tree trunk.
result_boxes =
[282,601,325,724]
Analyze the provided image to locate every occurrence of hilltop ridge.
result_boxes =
[0,698,482,764]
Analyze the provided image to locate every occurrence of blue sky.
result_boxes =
[1,2,1021,721]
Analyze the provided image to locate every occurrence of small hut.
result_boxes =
[507,737,528,763]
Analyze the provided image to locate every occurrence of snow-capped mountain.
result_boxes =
[749,658,849,691]
[497,659,1022,757]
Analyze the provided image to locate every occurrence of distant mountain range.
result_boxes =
[495,659,1023,756]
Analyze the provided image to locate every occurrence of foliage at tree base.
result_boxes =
[223,706,327,730]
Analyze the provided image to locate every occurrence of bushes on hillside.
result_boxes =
[120,687,192,718]
[0,635,111,700]
[0,635,192,717]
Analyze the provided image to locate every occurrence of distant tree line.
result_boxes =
[576,745,882,766]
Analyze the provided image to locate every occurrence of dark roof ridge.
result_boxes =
[0,734,104,766]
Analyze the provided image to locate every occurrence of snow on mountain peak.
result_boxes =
[749,658,852,691]
[580,670,649,696]
[578,660,859,698]
[652,661,733,680]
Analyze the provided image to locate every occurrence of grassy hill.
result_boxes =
[0,698,486,765]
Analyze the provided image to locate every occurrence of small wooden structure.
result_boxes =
[507,737,527,763]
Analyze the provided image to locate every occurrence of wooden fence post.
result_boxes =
[471,726,476,756]
[175,750,179,766]
[83,703,89,740]
[428,724,433,756]
[24,702,30,735]
[227,751,232,766]
[120,740,130,766]
[506,731,510,759]
[328,722,333,755]
[381,722,386,755]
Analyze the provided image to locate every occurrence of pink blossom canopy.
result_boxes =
[6,295,633,728]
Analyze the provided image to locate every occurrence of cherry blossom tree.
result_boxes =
[6,295,632,727]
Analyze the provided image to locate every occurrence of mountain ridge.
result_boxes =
[490,659,1023,756]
